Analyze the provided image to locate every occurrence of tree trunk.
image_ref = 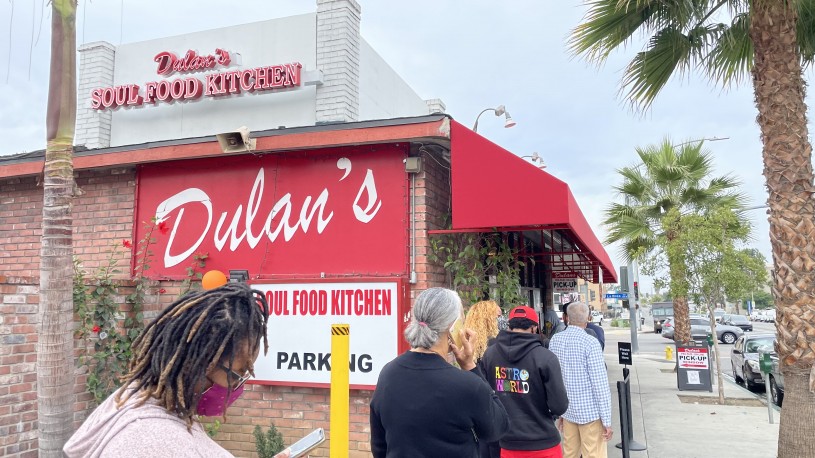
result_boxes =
[750,1,815,456]
[666,227,692,344]
[671,295,691,344]
[38,1,77,456]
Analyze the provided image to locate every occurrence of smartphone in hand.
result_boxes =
[287,428,326,458]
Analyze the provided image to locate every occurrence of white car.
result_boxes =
[591,310,603,325]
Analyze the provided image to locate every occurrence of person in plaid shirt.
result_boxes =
[549,302,612,458]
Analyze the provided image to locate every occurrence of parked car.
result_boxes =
[720,313,733,325]
[660,317,675,338]
[661,317,708,342]
[731,334,775,390]
[754,309,777,322]
[662,315,710,342]
[661,317,743,344]
[724,315,753,332]
[769,351,784,406]
[714,309,726,323]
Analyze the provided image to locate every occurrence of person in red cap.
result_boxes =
[475,305,569,458]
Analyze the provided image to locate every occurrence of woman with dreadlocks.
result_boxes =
[65,282,271,457]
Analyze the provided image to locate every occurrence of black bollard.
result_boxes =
[616,367,647,453]
[616,379,630,458]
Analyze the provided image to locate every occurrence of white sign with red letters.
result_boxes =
[251,282,399,388]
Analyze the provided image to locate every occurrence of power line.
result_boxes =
[27,0,33,79]
[6,0,13,84]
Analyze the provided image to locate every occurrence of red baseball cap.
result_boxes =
[508,305,539,325]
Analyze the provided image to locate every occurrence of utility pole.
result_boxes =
[627,263,639,353]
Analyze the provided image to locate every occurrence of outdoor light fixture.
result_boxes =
[228,269,250,283]
[472,105,517,132]
[216,126,256,153]
[503,110,517,129]
[521,152,546,169]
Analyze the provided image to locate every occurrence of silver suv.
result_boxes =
[661,317,743,344]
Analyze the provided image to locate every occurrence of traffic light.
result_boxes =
[619,267,629,292]
[633,281,639,300]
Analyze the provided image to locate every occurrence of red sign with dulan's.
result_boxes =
[134,146,409,279]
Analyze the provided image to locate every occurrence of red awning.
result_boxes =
[448,120,617,284]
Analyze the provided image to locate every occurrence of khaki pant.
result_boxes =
[561,419,607,458]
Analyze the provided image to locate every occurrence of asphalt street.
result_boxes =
[600,317,778,400]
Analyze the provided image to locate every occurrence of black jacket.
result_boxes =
[370,351,509,457]
[477,330,568,451]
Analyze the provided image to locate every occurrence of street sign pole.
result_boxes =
[627,263,639,353]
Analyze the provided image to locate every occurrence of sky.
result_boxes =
[0,0,792,294]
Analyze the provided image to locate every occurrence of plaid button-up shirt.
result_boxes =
[549,326,612,427]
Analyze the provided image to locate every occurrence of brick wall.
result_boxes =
[211,385,372,457]
[0,167,136,278]
[0,275,172,458]
[1,277,43,458]
[315,0,361,123]
[413,148,452,295]
[0,145,452,456]
[76,42,116,149]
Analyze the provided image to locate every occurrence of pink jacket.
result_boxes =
[64,387,233,458]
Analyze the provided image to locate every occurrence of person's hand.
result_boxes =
[450,328,476,370]
[273,447,291,458]
[556,418,563,433]
[602,426,613,441]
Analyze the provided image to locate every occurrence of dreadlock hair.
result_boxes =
[116,282,269,427]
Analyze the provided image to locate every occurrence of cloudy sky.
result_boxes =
[0,0,790,293]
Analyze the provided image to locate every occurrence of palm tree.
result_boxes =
[571,2,815,455]
[604,139,743,345]
[38,1,77,455]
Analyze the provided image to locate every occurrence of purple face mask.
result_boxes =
[196,383,244,417]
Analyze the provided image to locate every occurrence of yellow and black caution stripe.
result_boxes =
[331,324,350,336]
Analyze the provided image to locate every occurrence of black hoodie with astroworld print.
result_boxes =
[476,330,569,451]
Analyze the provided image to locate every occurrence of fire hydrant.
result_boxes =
[665,346,673,361]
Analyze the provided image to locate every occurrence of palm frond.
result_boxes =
[798,0,815,66]
[620,26,701,107]
[704,13,752,87]
[570,0,657,64]
[706,175,742,194]
[676,143,715,182]
[606,137,747,260]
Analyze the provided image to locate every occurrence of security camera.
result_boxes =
[216,126,256,153]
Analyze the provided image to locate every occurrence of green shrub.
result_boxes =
[254,424,285,458]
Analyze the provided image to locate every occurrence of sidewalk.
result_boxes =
[604,347,779,457]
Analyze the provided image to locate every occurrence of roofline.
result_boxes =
[0,114,452,179]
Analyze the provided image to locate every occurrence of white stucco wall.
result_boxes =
[358,39,429,120]
[108,15,317,147]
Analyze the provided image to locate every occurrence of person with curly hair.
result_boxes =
[64,282,273,458]
[465,300,503,362]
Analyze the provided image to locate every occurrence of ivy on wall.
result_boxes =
[429,227,527,309]
[73,218,208,403]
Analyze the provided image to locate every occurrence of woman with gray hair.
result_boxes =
[370,288,509,457]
